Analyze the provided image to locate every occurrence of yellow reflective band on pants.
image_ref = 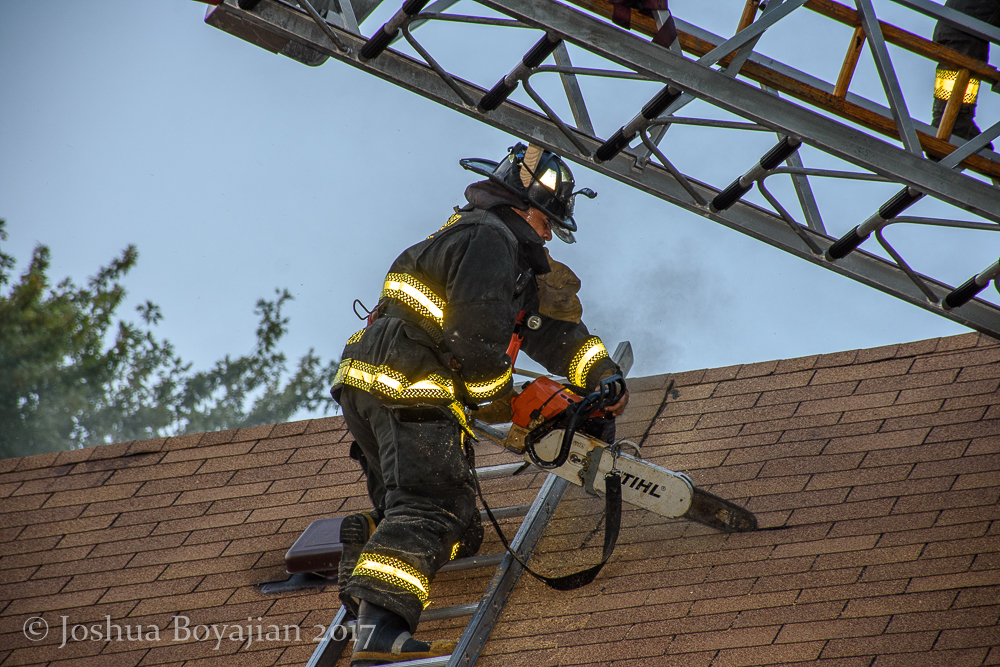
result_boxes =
[449,542,460,560]
[568,336,609,388]
[934,68,980,104]
[334,358,474,437]
[463,366,512,403]
[353,553,432,609]
[381,273,445,330]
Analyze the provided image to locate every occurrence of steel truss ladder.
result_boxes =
[205,0,1000,339]
[305,464,570,667]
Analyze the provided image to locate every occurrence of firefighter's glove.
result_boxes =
[597,369,630,418]
[473,388,515,424]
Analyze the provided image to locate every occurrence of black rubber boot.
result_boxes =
[932,98,991,147]
[338,512,378,618]
[350,600,456,666]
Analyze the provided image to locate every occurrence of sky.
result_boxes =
[2,0,997,420]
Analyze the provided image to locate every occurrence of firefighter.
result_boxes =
[330,143,628,666]
[931,0,1000,142]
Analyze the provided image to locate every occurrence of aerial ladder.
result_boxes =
[200,0,1000,340]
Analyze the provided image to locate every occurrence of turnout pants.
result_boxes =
[338,386,478,632]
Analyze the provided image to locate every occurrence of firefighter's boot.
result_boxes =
[350,600,456,666]
[932,98,991,148]
[338,512,379,618]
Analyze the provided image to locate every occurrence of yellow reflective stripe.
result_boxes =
[346,328,366,345]
[428,213,463,238]
[447,402,474,439]
[381,273,445,328]
[347,366,375,386]
[464,366,512,401]
[934,68,980,104]
[353,553,430,605]
[450,542,460,560]
[336,359,474,438]
[568,337,609,387]
[339,359,452,401]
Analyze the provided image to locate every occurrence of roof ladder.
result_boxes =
[304,464,570,667]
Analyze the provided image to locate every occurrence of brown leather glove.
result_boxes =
[473,388,515,424]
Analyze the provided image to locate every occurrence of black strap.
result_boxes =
[466,443,621,590]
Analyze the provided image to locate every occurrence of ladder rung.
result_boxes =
[474,462,525,480]
[421,602,479,622]
[438,552,504,573]
[480,503,530,521]
[345,602,479,631]
[377,656,452,667]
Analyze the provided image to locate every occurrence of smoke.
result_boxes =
[579,237,732,377]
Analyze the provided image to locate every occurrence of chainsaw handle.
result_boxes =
[593,374,627,412]
[528,375,628,469]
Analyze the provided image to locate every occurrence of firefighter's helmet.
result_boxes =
[460,143,596,243]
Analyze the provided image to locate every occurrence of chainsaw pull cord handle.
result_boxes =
[505,310,528,366]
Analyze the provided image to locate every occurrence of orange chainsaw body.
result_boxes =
[511,376,582,430]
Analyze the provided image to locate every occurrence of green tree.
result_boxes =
[0,219,339,459]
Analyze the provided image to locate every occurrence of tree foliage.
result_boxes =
[0,220,339,459]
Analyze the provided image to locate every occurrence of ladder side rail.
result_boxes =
[447,474,571,667]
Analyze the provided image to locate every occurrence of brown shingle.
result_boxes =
[41,483,142,509]
[730,600,845,630]
[910,346,1000,373]
[856,367,959,394]
[304,416,346,433]
[105,460,203,485]
[12,469,114,496]
[666,625,780,653]
[62,564,168,593]
[776,616,890,643]
[135,471,235,496]
[811,358,913,385]
[846,475,954,503]
[805,465,912,492]
[823,427,929,454]
[820,630,938,657]
[81,491,179,519]
[712,370,815,397]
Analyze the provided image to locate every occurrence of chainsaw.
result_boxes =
[472,331,756,533]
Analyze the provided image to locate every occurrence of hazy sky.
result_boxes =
[2,1,997,419]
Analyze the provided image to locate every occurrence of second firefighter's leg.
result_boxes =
[343,398,477,664]
[931,0,1000,142]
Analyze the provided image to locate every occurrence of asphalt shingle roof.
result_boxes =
[1,332,998,666]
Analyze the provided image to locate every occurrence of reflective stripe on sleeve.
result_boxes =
[463,366,512,403]
[568,336,609,388]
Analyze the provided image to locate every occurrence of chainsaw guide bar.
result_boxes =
[471,420,757,534]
